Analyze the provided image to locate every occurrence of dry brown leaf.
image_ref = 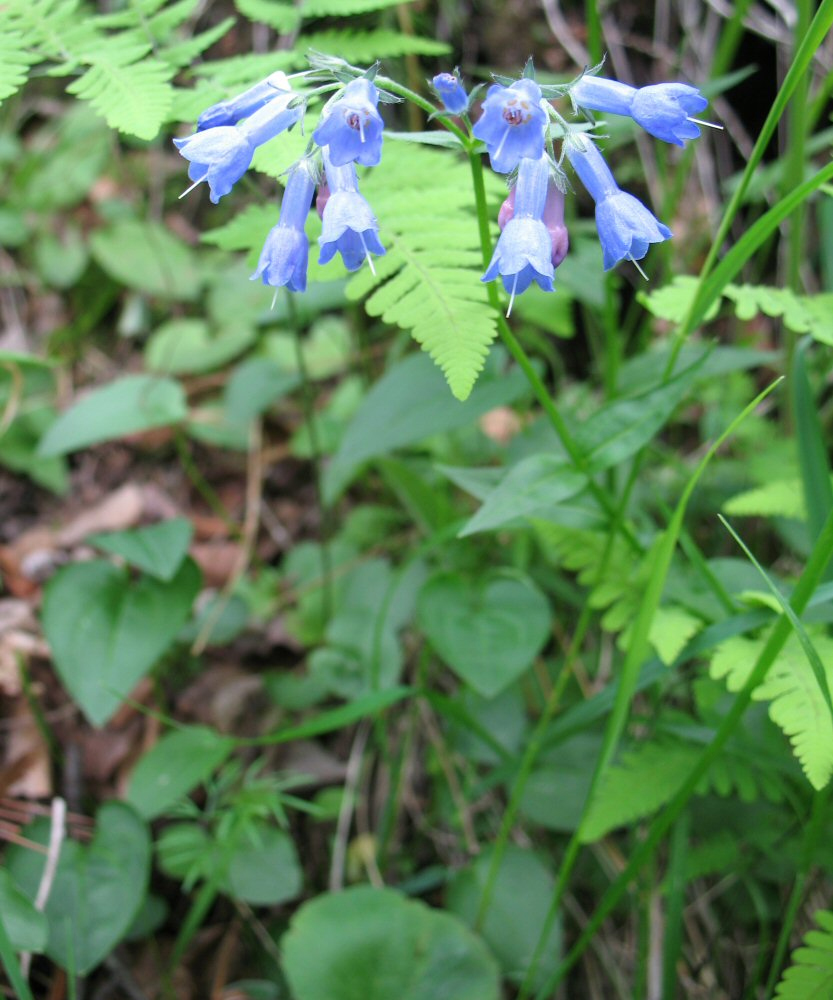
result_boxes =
[56,482,145,547]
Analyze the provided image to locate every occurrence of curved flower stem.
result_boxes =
[467,147,642,554]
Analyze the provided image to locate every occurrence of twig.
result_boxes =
[329,720,371,892]
[20,798,66,978]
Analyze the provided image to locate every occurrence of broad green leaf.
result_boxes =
[6,803,150,975]
[90,219,201,300]
[417,570,550,697]
[88,518,193,581]
[324,351,528,503]
[38,375,187,456]
[459,454,586,536]
[126,725,235,819]
[41,558,201,726]
[574,366,698,473]
[447,847,561,989]
[226,823,302,905]
[145,318,256,375]
[282,886,500,1000]
[0,869,47,952]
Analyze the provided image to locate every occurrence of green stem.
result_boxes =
[536,502,833,996]
[466,148,643,554]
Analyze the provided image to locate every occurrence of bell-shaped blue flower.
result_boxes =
[251,159,317,292]
[175,84,302,204]
[482,154,555,310]
[472,78,547,173]
[312,78,384,167]
[318,147,385,272]
[432,72,468,115]
[197,71,293,131]
[566,134,672,270]
[572,76,710,147]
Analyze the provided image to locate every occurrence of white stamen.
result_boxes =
[628,254,649,281]
[493,126,511,166]
[178,178,204,199]
[687,117,723,131]
[360,116,366,144]
[270,289,279,310]
[360,232,376,275]
[506,272,519,317]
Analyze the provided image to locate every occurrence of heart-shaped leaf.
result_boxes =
[87,518,194,581]
[42,557,201,726]
[145,318,255,376]
[282,885,500,1000]
[417,571,550,697]
[6,803,150,975]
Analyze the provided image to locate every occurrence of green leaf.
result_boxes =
[67,56,174,140]
[345,143,498,400]
[301,0,416,13]
[711,631,833,789]
[303,29,450,61]
[282,885,500,1000]
[38,375,187,456]
[573,364,698,473]
[0,30,35,102]
[127,726,235,820]
[323,351,528,502]
[459,455,586,536]
[224,358,300,424]
[792,340,833,545]
[145,318,256,376]
[41,558,201,726]
[447,847,561,989]
[6,803,150,975]
[226,823,302,905]
[417,570,551,698]
[724,478,807,520]
[233,0,300,31]
[0,869,48,952]
[775,909,833,999]
[90,219,201,299]
[88,517,193,581]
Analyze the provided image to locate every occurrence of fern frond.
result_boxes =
[234,0,300,33]
[344,144,497,400]
[67,56,174,140]
[711,632,833,790]
[302,30,451,62]
[724,478,807,520]
[301,0,416,15]
[775,910,833,1000]
[0,30,35,102]
[581,733,784,842]
[160,18,236,70]
[193,52,296,89]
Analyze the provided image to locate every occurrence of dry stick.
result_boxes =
[329,720,371,892]
[20,797,66,978]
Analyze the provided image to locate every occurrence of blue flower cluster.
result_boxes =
[175,70,387,294]
[469,67,712,305]
[174,61,714,309]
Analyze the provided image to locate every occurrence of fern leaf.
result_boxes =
[711,632,833,790]
[160,18,236,70]
[346,143,497,400]
[581,733,784,842]
[301,0,416,15]
[234,0,301,32]
[67,57,174,140]
[0,30,35,102]
[775,910,833,1000]
[724,478,807,520]
[302,30,451,62]
[193,52,296,89]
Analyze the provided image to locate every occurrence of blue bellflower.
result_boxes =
[312,78,384,167]
[175,85,302,204]
[197,71,293,131]
[472,78,547,173]
[572,76,710,147]
[251,159,317,293]
[565,134,672,270]
[318,147,386,272]
[482,154,555,311]
[432,72,468,115]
